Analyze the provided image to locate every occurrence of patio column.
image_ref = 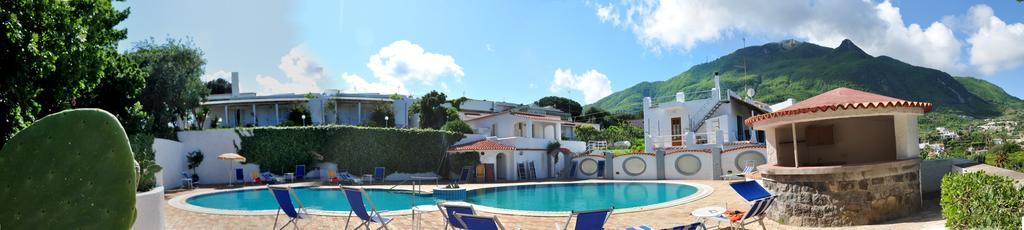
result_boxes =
[252,104,257,126]
[525,120,534,138]
[792,122,799,167]
[223,105,229,128]
[357,102,362,125]
[275,104,280,125]
[334,100,339,124]
[554,123,562,140]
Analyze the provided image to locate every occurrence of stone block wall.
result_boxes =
[761,161,921,227]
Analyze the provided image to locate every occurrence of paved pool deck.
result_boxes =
[164,179,946,229]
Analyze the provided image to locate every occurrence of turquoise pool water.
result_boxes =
[185,182,698,213]
[465,182,698,212]
[186,187,437,211]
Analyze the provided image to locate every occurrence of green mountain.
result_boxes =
[590,39,1024,119]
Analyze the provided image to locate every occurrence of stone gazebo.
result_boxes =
[744,87,932,227]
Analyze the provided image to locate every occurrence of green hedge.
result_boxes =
[235,125,463,175]
[941,171,1024,229]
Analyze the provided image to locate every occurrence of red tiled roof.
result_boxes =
[448,139,515,152]
[745,87,932,126]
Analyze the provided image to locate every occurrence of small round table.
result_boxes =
[411,205,440,230]
[690,206,726,229]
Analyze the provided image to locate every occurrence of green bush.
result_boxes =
[236,125,463,175]
[441,119,473,134]
[941,172,1024,229]
[129,134,162,192]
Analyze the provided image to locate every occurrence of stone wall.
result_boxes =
[761,160,921,227]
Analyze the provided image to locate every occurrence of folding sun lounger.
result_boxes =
[555,208,613,230]
[268,185,310,229]
[455,214,509,230]
[438,202,476,230]
[342,187,392,230]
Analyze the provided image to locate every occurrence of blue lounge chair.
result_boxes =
[626,222,705,230]
[373,167,386,183]
[709,196,776,230]
[729,180,772,203]
[262,171,284,184]
[181,171,194,189]
[454,166,472,184]
[555,208,612,230]
[568,162,577,178]
[235,168,244,184]
[438,203,476,229]
[295,165,306,180]
[338,171,363,184]
[268,186,309,229]
[455,214,507,230]
[342,187,392,230]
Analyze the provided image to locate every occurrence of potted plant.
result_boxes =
[187,150,204,182]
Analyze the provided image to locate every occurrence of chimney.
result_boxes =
[644,97,653,108]
[713,72,722,101]
[231,72,240,98]
[675,92,686,102]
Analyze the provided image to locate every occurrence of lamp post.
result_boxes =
[384,116,390,127]
[301,114,306,126]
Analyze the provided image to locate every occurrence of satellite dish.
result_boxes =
[746,88,756,98]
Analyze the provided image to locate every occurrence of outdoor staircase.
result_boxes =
[690,100,725,131]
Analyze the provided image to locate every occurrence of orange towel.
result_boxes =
[724,209,745,222]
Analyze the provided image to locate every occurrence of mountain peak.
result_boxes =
[833,39,870,58]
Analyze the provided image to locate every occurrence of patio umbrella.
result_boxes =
[218,153,246,186]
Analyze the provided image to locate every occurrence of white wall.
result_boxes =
[721,147,768,175]
[612,154,658,180]
[572,155,607,179]
[176,130,252,185]
[664,152,714,180]
[153,138,185,188]
[132,186,165,230]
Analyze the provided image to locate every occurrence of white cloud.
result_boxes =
[486,43,494,52]
[255,46,324,94]
[341,40,463,95]
[549,68,613,104]
[200,70,231,82]
[596,3,620,26]
[600,0,964,73]
[529,83,537,89]
[339,72,409,95]
[367,40,464,85]
[966,5,1024,75]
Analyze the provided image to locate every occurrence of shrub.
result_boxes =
[236,125,464,175]
[441,119,473,134]
[129,134,162,192]
[941,172,1024,229]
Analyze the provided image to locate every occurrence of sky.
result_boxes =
[114,0,1024,105]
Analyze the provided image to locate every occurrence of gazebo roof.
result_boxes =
[448,139,515,152]
[745,87,932,126]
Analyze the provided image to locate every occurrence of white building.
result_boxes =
[936,127,959,139]
[198,72,415,128]
[446,99,589,182]
[630,73,776,180]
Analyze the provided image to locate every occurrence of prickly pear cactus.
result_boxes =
[0,109,138,229]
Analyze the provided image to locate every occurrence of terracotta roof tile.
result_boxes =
[448,139,515,151]
[745,87,932,126]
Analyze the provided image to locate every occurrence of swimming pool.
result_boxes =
[465,182,699,212]
[185,187,437,212]
[173,181,709,216]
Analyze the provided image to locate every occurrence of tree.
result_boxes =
[411,91,449,129]
[574,125,601,142]
[580,107,623,128]
[128,38,210,138]
[1,0,132,143]
[536,96,583,117]
[282,105,312,126]
[366,105,395,127]
[205,78,232,95]
[76,55,149,135]
[441,119,474,134]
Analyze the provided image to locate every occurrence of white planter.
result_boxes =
[132,186,166,230]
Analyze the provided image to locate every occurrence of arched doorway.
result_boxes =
[495,153,508,180]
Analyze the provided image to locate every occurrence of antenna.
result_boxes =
[734,37,748,76]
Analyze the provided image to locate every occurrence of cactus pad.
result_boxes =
[0,109,137,229]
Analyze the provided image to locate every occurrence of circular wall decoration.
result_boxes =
[733,151,767,171]
[580,158,599,176]
[674,154,702,175]
[622,156,647,176]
